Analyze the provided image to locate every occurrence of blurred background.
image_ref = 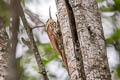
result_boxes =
[0,0,120,80]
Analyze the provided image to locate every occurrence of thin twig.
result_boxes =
[15,0,49,80]
[21,38,31,49]
[24,8,45,26]
[32,25,45,30]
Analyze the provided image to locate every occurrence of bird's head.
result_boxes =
[46,6,56,30]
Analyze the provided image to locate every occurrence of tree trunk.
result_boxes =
[56,0,111,80]
[56,0,86,80]
[0,17,9,80]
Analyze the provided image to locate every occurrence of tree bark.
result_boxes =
[56,0,86,80]
[0,17,9,80]
[56,0,111,80]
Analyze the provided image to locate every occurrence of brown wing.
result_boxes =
[46,25,60,53]
[46,25,70,75]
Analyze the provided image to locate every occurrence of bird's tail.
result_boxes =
[61,50,70,76]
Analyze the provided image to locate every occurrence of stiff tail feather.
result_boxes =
[61,50,70,76]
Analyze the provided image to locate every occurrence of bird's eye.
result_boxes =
[53,22,56,26]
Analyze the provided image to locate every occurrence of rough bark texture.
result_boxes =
[0,17,8,80]
[56,0,111,80]
[69,0,111,80]
[56,0,86,80]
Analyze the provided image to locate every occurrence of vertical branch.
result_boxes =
[69,0,111,80]
[56,0,86,79]
[13,0,49,80]
[7,0,20,80]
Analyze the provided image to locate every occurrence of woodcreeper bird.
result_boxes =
[46,7,69,75]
